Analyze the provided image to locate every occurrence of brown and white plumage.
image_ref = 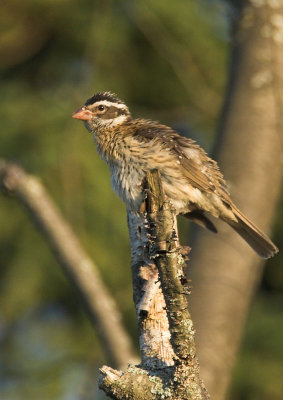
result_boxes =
[72,91,278,259]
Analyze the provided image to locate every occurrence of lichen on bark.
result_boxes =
[99,170,209,400]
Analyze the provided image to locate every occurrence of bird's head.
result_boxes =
[72,91,131,132]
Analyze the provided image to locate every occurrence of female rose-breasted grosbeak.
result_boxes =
[72,91,278,259]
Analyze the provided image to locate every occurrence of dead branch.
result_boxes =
[99,170,209,400]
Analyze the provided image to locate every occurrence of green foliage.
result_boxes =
[0,0,282,399]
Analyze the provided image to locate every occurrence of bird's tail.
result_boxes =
[226,204,278,259]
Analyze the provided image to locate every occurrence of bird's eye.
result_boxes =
[98,105,105,111]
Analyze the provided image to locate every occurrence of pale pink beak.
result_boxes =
[72,107,93,121]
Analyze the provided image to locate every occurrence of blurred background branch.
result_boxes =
[0,160,136,370]
[189,1,283,399]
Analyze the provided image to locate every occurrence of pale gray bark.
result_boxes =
[0,160,136,369]
[189,2,283,399]
[128,210,175,369]
[99,170,209,400]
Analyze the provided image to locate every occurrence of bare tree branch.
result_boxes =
[99,170,209,400]
[0,159,136,369]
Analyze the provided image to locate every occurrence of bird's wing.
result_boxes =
[131,119,228,195]
[174,133,229,194]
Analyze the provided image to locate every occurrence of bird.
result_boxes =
[72,91,278,259]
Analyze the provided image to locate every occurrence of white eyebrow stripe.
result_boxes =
[90,100,127,109]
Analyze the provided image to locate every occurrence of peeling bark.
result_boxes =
[99,170,209,400]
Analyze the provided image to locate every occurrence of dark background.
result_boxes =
[0,1,282,399]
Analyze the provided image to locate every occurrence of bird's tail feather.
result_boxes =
[227,205,278,259]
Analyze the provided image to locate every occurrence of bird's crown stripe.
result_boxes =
[91,100,127,109]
